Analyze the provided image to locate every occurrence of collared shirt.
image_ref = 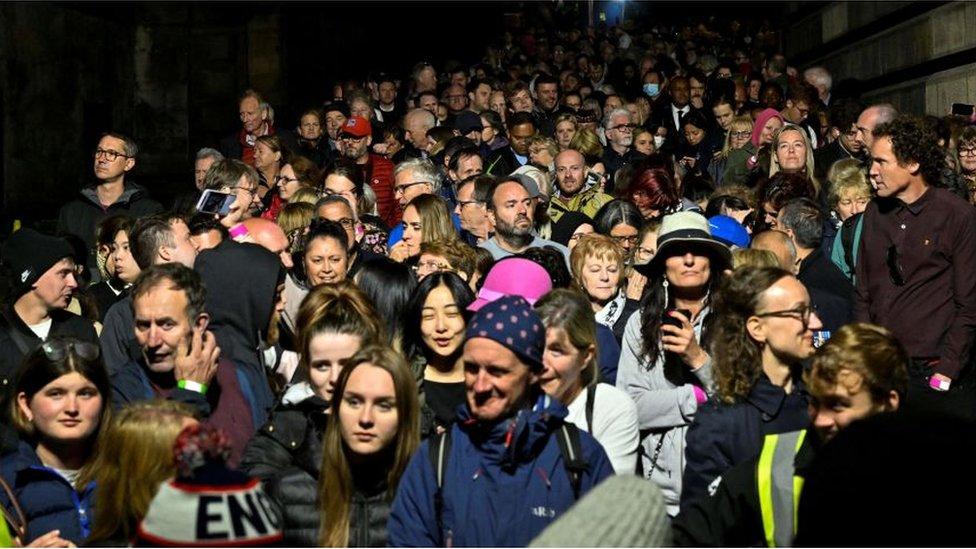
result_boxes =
[854,186,976,378]
[672,103,690,132]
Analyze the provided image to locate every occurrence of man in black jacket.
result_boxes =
[486,112,537,177]
[777,198,854,333]
[814,98,866,180]
[57,132,163,281]
[0,229,98,392]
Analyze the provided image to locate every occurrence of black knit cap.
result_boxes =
[1,228,75,296]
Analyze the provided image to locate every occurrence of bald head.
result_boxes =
[751,230,797,273]
[554,149,587,197]
[855,104,898,150]
[404,108,437,149]
[242,217,293,268]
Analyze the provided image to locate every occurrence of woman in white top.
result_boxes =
[534,289,639,474]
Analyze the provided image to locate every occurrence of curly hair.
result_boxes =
[709,266,792,404]
[804,323,909,405]
[872,115,946,188]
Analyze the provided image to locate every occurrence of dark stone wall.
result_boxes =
[0,3,258,230]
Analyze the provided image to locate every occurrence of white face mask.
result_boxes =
[654,135,666,149]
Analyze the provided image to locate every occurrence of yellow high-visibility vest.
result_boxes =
[757,430,807,547]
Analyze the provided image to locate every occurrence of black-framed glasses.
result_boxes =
[611,234,639,246]
[754,304,814,327]
[457,199,484,209]
[886,245,905,286]
[275,175,300,186]
[394,181,429,195]
[41,339,100,362]
[94,148,131,162]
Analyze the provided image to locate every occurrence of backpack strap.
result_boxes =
[555,423,588,500]
[427,428,452,544]
[0,307,34,356]
[585,384,597,434]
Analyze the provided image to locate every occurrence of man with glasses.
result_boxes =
[549,149,613,225]
[455,174,494,245]
[201,158,262,234]
[57,133,163,282]
[339,116,398,228]
[601,108,636,182]
[856,115,976,420]
[814,98,866,180]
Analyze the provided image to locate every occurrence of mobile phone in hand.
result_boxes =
[196,189,235,216]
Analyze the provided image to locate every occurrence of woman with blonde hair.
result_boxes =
[83,400,198,545]
[390,194,458,262]
[570,234,640,346]
[568,127,605,167]
[769,124,820,195]
[710,115,755,186]
[244,281,385,545]
[554,113,578,150]
[535,289,639,474]
[316,344,421,546]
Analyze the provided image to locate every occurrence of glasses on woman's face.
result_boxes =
[754,303,814,328]
[959,147,976,157]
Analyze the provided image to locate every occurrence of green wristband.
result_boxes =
[177,379,208,395]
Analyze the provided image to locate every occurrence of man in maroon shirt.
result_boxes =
[339,116,400,228]
[855,115,976,420]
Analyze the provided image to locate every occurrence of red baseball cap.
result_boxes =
[340,116,372,138]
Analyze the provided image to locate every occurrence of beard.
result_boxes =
[495,214,534,248]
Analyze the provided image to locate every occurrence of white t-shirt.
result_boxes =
[566,383,640,475]
[27,318,52,340]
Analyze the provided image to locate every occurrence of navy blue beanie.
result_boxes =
[466,295,545,371]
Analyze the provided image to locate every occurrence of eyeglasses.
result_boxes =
[611,234,639,246]
[275,175,300,186]
[230,185,258,196]
[886,245,905,286]
[457,199,484,209]
[394,181,430,195]
[754,304,815,327]
[41,339,100,362]
[609,124,636,132]
[94,148,131,162]
[959,147,976,157]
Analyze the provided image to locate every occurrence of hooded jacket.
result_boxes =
[0,441,95,545]
[194,239,281,372]
[387,393,614,547]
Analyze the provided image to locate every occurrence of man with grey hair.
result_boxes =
[602,107,634,182]
[403,107,437,159]
[776,197,853,331]
[803,66,833,106]
[854,104,898,152]
[386,157,461,251]
[195,148,225,191]
[218,89,295,166]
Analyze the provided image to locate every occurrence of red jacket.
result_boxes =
[361,154,399,228]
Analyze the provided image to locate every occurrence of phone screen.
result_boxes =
[196,190,234,216]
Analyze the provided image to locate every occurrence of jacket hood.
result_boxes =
[456,392,567,470]
[79,182,149,207]
[195,239,283,367]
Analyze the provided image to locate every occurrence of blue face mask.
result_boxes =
[643,83,660,97]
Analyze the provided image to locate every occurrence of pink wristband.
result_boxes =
[693,385,708,405]
[229,224,249,239]
[929,376,951,391]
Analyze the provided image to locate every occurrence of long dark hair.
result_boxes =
[403,271,475,360]
[354,256,417,353]
[710,266,793,404]
[638,249,727,386]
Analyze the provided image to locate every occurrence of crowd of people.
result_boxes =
[2,6,976,547]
